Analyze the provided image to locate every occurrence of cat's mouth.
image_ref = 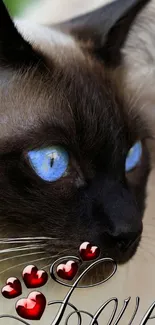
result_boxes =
[76,236,141,284]
[94,230,142,265]
[48,236,141,286]
[114,234,141,264]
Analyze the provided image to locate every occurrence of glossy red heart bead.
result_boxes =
[16,291,46,320]
[22,265,48,288]
[79,242,100,261]
[1,277,22,299]
[56,260,78,280]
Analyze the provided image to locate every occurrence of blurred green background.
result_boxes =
[3,0,37,16]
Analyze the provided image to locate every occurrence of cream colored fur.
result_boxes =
[24,0,117,24]
[123,1,155,136]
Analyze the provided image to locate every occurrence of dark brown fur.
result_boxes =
[0,0,151,267]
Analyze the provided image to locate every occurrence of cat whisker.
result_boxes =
[0,240,43,244]
[141,242,155,251]
[0,251,45,263]
[0,240,72,277]
[0,236,58,243]
[144,224,155,229]
[36,249,72,274]
[134,246,149,262]
[0,256,52,275]
[139,243,155,260]
[0,243,45,254]
[142,235,155,242]
[142,235,155,241]
[42,262,52,269]
[0,247,71,275]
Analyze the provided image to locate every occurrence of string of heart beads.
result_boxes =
[0,242,116,322]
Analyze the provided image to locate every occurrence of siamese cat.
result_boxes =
[0,0,152,281]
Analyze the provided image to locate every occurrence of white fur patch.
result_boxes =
[122,0,155,135]
[24,0,117,24]
[15,19,78,61]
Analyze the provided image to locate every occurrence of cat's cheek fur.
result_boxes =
[122,0,155,136]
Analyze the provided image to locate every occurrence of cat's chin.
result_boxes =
[96,233,141,265]
[111,235,141,265]
[73,237,141,286]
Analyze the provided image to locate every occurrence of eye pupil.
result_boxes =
[27,146,69,182]
[50,157,54,167]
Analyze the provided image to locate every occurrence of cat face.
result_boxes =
[0,0,151,264]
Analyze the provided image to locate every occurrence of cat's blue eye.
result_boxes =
[27,147,69,182]
[125,141,142,172]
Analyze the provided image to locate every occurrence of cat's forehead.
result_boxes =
[0,68,72,142]
[0,20,127,153]
[0,59,122,154]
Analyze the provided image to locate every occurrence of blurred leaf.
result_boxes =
[4,0,34,16]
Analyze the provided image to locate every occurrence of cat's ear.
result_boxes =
[0,0,39,66]
[60,0,149,66]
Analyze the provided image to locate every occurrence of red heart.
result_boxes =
[16,291,46,320]
[56,260,78,280]
[22,265,48,288]
[79,242,100,261]
[1,277,22,299]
